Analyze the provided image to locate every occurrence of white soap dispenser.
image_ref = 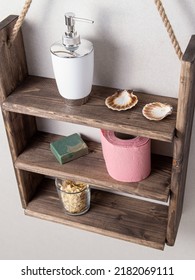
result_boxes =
[50,12,94,105]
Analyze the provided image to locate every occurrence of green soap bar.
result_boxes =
[50,133,88,164]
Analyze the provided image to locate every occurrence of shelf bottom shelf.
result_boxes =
[25,178,168,250]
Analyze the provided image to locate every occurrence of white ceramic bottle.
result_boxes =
[50,12,94,105]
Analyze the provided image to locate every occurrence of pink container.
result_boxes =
[100,130,151,182]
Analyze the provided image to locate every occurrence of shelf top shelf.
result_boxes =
[3,75,177,142]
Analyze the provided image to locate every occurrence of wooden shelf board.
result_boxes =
[3,75,177,142]
[25,178,168,250]
[15,131,172,202]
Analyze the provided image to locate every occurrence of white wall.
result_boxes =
[0,0,195,259]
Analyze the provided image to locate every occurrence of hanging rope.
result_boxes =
[9,0,32,46]
[9,0,183,60]
[154,0,183,60]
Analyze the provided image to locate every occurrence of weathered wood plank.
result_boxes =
[182,35,195,63]
[167,36,195,245]
[0,15,27,103]
[2,76,177,142]
[16,170,43,208]
[15,131,172,202]
[0,15,40,208]
[2,110,37,158]
[2,110,42,208]
[25,178,168,250]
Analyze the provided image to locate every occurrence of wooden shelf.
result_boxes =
[25,178,168,250]
[1,16,195,250]
[15,131,172,202]
[2,75,177,142]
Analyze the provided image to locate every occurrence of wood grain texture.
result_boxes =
[2,110,42,208]
[167,36,195,245]
[0,16,40,208]
[0,15,27,103]
[2,110,37,159]
[2,75,177,142]
[25,178,168,250]
[15,170,43,208]
[15,131,172,202]
[182,35,195,63]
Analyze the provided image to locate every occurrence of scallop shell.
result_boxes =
[105,90,138,111]
[142,102,173,121]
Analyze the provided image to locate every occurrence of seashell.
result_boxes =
[105,90,138,111]
[142,102,173,121]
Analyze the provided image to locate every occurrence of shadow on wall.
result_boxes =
[21,0,64,78]
[93,9,134,89]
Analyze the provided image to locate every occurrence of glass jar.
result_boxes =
[55,178,90,215]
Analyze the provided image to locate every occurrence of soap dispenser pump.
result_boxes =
[51,12,94,105]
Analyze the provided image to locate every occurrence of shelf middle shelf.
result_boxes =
[15,131,172,202]
[3,75,177,142]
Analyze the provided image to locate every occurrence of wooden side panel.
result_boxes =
[2,110,43,208]
[0,15,27,103]
[15,169,43,209]
[2,110,37,159]
[0,15,42,208]
[167,35,195,245]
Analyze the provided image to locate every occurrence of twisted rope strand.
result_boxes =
[154,0,183,60]
[9,0,32,46]
[9,0,183,61]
